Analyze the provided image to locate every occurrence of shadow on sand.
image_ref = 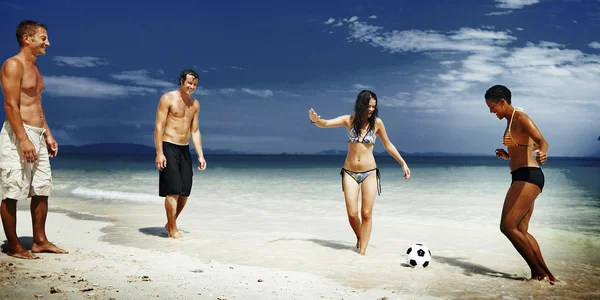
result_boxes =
[433,255,525,280]
[138,227,190,238]
[1,236,34,253]
[267,238,360,252]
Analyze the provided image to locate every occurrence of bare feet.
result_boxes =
[530,273,558,285]
[355,237,360,249]
[7,247,39,259]
[31,242,68,254]
[165,223,183,239]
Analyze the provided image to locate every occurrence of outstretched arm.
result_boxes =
[377,119,410,179]
[190,101,206,170]
[308,108,350,128]
[520,113,548,164]
[154,93,170,170]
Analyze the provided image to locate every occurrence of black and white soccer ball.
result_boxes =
[406,243,432,267]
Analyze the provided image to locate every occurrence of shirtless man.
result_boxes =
[154,69,206,239]
[0,20,67,259]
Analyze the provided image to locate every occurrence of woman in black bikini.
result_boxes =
[485,85,557,283]
[309,90,410,255]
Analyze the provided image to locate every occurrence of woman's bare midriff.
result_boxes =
[508,147,539,172]
[344,143,377,171]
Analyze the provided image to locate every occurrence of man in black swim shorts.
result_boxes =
[154,69,207,239]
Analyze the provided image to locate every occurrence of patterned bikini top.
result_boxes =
[503,107,534,148]
[348,127,376,145]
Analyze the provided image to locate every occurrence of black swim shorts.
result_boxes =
[510,167,544,192]
[159,141,193,197]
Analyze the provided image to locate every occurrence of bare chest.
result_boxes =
[169,101,195,119]
[21,65,44,96]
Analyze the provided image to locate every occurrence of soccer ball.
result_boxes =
[406,243,432,267]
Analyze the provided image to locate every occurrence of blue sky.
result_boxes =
[1,0,599,156]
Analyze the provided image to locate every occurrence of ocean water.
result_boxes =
[49,154,600,234]
[39,154,600,296]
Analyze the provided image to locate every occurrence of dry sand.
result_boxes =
[1,210,599,300]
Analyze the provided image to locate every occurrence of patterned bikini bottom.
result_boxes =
[340,168,381,195]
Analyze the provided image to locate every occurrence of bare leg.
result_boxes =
[358,174,377,256]
[518,203,557,283]
[30,196,67,254]
[500,182,549,281]
[175,196,188,220]
[165,194,183,239]
[0,199,38,259]
[342,172,361,249]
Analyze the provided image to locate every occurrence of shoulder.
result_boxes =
[160,90,177,102]
[515,110,531,123]
[1,57,24,75]
[375,117,384,126]
[194,98,200,111]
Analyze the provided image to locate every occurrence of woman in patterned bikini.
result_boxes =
[485,84,557,283]
[308,90,410,255]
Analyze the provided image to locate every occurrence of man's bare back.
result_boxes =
[161,90,199,145]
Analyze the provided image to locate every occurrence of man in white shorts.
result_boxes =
[0,20,67,259]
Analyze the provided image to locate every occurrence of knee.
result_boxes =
[361,210,372,222]
[500,222,517,236]
[347,210,359,220]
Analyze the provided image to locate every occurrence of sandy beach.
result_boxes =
[2,205,599,300]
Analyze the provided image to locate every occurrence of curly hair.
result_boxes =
[484,85,512,105]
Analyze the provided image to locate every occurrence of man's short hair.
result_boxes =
[179,69,199,85]
[16,20,47,47]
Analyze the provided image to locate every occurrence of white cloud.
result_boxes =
[335,18,600,120]
[53,56,109,68]
[219,88,236,95]
[495,0,539,9]
[368,15,377,19]
[241,88,274,98]
[230,66,244,70]
[110,70,176,88]
[352,84,373,90]
[333,21,344,27]
[324,18,335,24]
[516,27,524,31]
[589,41,600,49]
[44,76,156,98]
[200,69,210,73]
[486,10,514,16]
[345,16,359,23]
[0,1,23,10]
[156,68,165,76]
[348,22,515,54]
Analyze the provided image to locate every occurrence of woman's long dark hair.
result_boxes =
[352,90,378,137]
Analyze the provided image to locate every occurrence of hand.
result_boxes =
[155,154,167,171]
[19,138,37,163]
[46,135,58,158]
[198,156,207,170]
[308,108,320,123]
[403,165,411,180]
[535,150,547,165]
[495,148,509,160]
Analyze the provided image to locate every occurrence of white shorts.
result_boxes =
[0,121,52,201]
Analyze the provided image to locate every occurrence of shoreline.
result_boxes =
[0,210,423,300]
[1,206,599,299]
